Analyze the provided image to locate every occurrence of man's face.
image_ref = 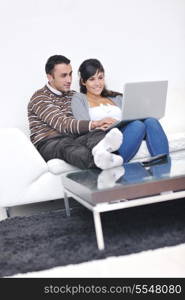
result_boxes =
[47,63,72,92]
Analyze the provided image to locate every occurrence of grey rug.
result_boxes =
[1,198,185,277]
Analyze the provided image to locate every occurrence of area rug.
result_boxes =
[1,198,185,277]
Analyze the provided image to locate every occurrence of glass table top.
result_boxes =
[63,151,185,204]
[65,151,185,189]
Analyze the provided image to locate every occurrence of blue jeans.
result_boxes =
[118,156,171,184]
[118,118,169,162]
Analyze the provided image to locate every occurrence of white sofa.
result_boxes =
[1,127,185,221]
[0,128,78,220]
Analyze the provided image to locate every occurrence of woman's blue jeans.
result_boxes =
[118,118,169,162]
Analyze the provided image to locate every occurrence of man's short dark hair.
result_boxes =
[45,55,70,74]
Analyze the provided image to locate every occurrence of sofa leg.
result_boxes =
[64,192,70,217]
[6,208,10,217]
[0,207,8,221]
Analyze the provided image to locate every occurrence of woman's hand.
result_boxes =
[91,118,117,130]
[99,117,117,125]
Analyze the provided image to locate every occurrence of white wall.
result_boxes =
[0,0,184,134]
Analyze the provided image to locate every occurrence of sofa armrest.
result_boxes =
[0,128,60,206]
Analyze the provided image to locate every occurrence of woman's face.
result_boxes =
[83,71,105,96]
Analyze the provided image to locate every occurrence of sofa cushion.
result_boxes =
[47,159,79,174]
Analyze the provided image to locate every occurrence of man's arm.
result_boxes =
[29,93,91,135]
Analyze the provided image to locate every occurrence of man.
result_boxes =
[28,55,123,169]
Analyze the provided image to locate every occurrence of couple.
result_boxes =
[28,55,169,171]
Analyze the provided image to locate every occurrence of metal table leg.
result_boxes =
[93,211,105,250]
[64,192,70,217]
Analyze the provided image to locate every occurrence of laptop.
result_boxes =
[106,80,168,130]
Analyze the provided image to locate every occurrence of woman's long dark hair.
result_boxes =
[78,59,122,97]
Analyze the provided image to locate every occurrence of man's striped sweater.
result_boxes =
[28,85,91,145]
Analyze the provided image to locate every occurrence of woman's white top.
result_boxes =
[89,103,122,121]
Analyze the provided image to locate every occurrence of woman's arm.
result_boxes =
[71,93,90,120]
[111,95,123,109]
[71,92,119,130]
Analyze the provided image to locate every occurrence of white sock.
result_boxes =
[97,166,125,189]
[94,150,123,170]
[92,128,123,156]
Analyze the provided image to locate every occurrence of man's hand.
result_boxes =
[91,118,117,130]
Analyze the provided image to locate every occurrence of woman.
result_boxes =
[71,58,169,162]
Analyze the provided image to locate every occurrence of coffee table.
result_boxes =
[62,151,185,250]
